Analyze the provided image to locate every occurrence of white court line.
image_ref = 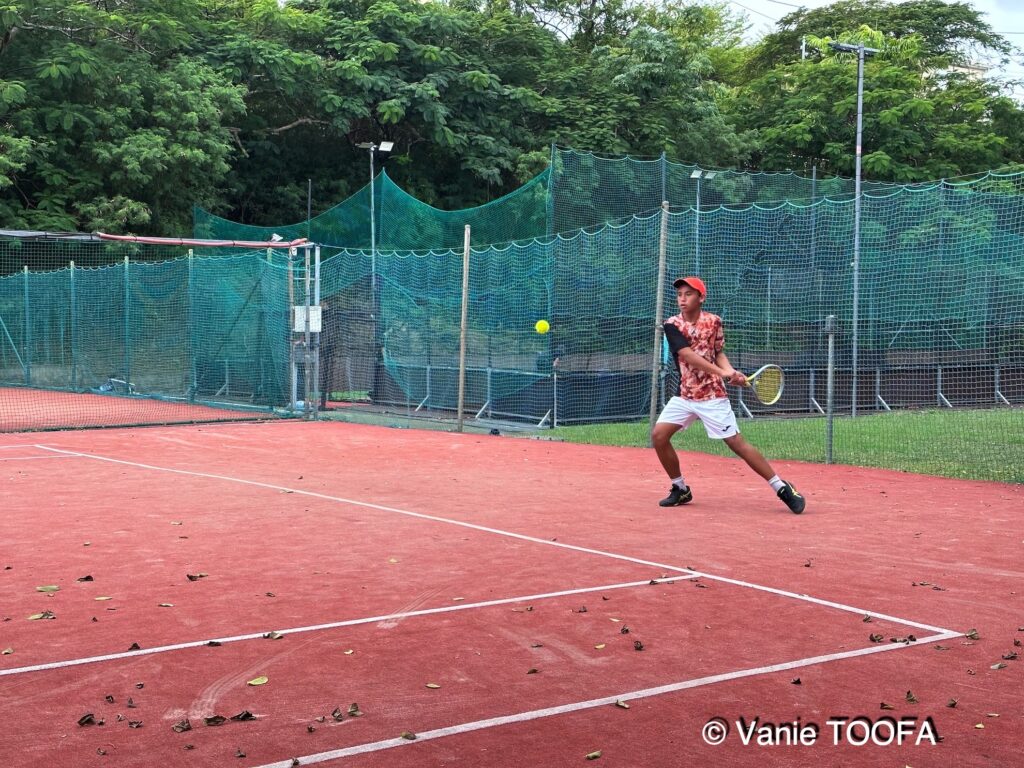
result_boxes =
[0,444,43,449]
[248,630,962,767]
[0,578,684,678]
[33,445,961,636]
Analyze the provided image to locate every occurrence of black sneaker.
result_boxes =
[777,481,805,514]
[659,484,693,507]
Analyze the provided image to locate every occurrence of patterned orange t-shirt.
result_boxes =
[665,311,727,401]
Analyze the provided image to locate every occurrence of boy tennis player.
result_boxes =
[652,276,805,513]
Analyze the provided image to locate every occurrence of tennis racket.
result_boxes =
[738,364,785,405]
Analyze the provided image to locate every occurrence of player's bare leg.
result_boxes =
[723,434,805,514]
[722,434,774,479]
[651,422,692,506]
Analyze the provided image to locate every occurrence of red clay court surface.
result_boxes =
[1,420,1021,768]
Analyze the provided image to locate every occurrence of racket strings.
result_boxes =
[751,368,783,404]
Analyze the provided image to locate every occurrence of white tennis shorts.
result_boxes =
[657,396,740,440]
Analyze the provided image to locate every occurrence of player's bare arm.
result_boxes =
[679,347,733,381]
[716,351,745,386]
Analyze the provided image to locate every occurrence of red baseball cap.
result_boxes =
[673,276,707,298]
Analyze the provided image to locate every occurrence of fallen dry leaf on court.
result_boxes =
[331,708,344,721]
[343,649,354,655]
[128,642,141,650]
[263,631,284,640]
[36,585,59,592]
[400,731,417,740]
[906,691,918,703]
[204,716,227,726]
[1001,652,1018,660]
[186,573,208,581]
[235,749,246,758]
[77,575,93,582]
[880,703,896,710]
[633,640,644,651]
[990,662,1008,670]
[127,697,136,708]
[585,751,602,760]
[862,615,872,622]
[247,676,268,686]
[594,644,606,650]
[615,701,629,709]
[609,618,621,622]
[1,648,11,655]
[791,678,801,685]
[128,720,142,728]
[171,521,182,526]
[95,597,113,601]
[173,719,192,732]
[452,597,465,601]
[965,629,980,640]
[986,713,1000,718]
[527,668,539,674]
[388,558,398,564]
[77,713,96,726]
[869,633,884,643]
[27,611,55,620]
[347,703,363,717]
[231,711,256,721]
[947,699,958,708]
[158,603,174,608]
[935,645,950,651]
[975,724,985,729]
[425,683,441,689]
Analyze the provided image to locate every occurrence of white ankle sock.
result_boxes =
[768,474,786,492]
[671,476,686,489]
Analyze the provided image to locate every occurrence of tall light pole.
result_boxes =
[829,42,877,417]
[356,140,394,399]
[356,140,394,289]
[689,168,716,275]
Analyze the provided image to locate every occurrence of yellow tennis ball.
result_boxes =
[535,319,550,334]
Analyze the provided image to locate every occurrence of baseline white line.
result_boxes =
[31,445,961,637]
[249,630,963,767]
[0,578,683,678]
[0,444,43,450]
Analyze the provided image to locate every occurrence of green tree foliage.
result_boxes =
[0,0,1021,235]
[734,25,1023,179]
[0,1,244,232]
[749,0,1013,72]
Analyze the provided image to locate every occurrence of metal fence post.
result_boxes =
[23,265,31,385]
[457,225,470,432]
[647,202,670,443]
[825,314,837,463]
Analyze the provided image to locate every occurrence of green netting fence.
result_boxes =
[0,242,298,431]
[3,150,1023,483]
[193,146,914,250]
[315,176,1022,483]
